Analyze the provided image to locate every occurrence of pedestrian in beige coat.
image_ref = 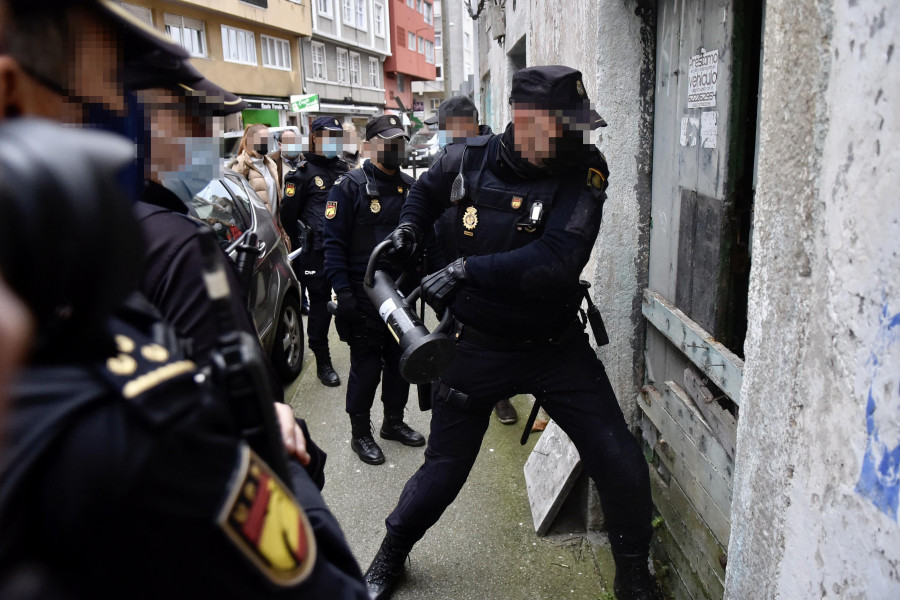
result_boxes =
[229,123,281,217]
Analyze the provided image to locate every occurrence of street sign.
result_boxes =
[290,94,320,112]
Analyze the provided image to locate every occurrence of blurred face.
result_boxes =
[511,104,564,166]
[440,116,479,141]
[342,126,358,153]
[369,135,406,172]
[279,130,301,159]
[250,127,269,156]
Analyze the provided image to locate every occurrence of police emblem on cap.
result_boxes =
[390,117,397,125]
[285,182,295,197]
[511,196,523,210]
[325,200,337,219]
[576,80,586,98]
[462,206,478,233]
[218,445,317,586]
[370,199,381,214]
[333,119,339,126]
[314,176,324,188]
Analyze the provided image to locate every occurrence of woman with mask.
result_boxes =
[341,123,361,169]
[230,123,281,218]
[323,114,425,466]
[280,116,349,388]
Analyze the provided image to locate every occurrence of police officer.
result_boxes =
[280,116,348,387]
[322,115,426,466]
[363,66,659,600]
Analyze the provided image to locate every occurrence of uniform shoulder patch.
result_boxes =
[587,167,608,193]
[218,445,317,586]
[325,200,338,219]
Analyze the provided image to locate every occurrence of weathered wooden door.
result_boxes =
[640,1,761,598]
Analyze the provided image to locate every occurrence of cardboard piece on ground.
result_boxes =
[524,420,582,535]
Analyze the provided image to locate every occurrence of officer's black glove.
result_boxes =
[384,222,422,267]
[420,257,468,315]
[334,289,359,319]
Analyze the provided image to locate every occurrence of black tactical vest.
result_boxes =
[344,167,412,265]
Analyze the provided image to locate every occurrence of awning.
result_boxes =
[317,102,380,115]
[242,97,290,110]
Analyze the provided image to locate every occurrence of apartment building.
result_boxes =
[411,0,476,126]
[383,0,436,127]
[114,0,311,131]
[300,0,391,134]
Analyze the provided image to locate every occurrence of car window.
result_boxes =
[189,179,252,249]
[222,136,241,160]
[409,131,433,145]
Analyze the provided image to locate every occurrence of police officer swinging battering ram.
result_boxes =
[362,66,661,600]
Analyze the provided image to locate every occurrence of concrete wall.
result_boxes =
[479,0,654,417]
[727,0,900,597]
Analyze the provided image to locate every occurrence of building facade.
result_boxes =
[382,0,436,125]
[477,1,900,599]
[115,0,311,131]
[300,0,390,135]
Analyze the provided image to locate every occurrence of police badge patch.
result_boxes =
[218,445,317,586]
[325,201,337,219]
[370,199,381,214]
[511,196,523,210]
[587,167,607,192]
[285,182,295,197]
[314,176,325,188]
[462,206,478,234]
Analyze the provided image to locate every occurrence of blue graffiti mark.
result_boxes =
[856,307,900,520]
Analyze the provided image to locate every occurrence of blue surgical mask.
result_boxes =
[438,130,451,148]
[321,139,343,159]
[158,136,223,193]
[282,144,302,160]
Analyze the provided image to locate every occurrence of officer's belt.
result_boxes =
[449,316,583,351]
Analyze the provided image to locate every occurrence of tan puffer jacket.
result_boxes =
[229,151,281,213]
[229,151,291,250]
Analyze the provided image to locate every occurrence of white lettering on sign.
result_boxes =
[688,49,718,108]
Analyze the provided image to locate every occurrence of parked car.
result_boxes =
[184,170,304,382]
[404,129,439,168]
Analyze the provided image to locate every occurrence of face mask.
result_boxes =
[254,141,268,155]
[380,146,404,170]
[158,137,223,193]
[321,139,343,159]
[282,144,301,160]
[438,130,451,148]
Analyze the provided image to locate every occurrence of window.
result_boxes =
[397,73,405,92]
[407,31,415,50]
[240,0,268,7]
[417,0,423,13]
[350,53,361,85]
[435,64,442,79]
[418,36,424,54]
[431,98,440,110]
[318,0,333,18]
[406,0,414,8]
[221,25,257,65]
[425,40,434,64]
[336,48,349,83]
[115,2,153,26]
[343,0,366,30]
[434,32,441,48]
[164,14,206,58]
[464,32,471,50]
[368,57,379,87]
[374,2,385,37]
[424,2,433,23]
[311,41,326,79]
[261,35,291,70]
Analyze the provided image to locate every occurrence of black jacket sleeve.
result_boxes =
[322,177,357,293]
[280,170,305,249]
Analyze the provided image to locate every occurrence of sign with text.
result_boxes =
[290,94,319,113]
[688,49,718,108]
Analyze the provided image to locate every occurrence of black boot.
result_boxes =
[380,414,425,447]
[613,552,662,600]
[350,414,385,465]
[363,534,411,600]
[315,350,340,387]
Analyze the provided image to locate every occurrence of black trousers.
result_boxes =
[384,330,653,556]
[345,321,410,418]
[301,274,333,356]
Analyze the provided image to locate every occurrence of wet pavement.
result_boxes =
[285,323,617,599]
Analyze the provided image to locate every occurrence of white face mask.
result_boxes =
[158,136,223,190]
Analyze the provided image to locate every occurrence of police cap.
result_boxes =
[365,115,408,141]
[311,116,343,133]
[437,96,479,124]
[509,65,606,129]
